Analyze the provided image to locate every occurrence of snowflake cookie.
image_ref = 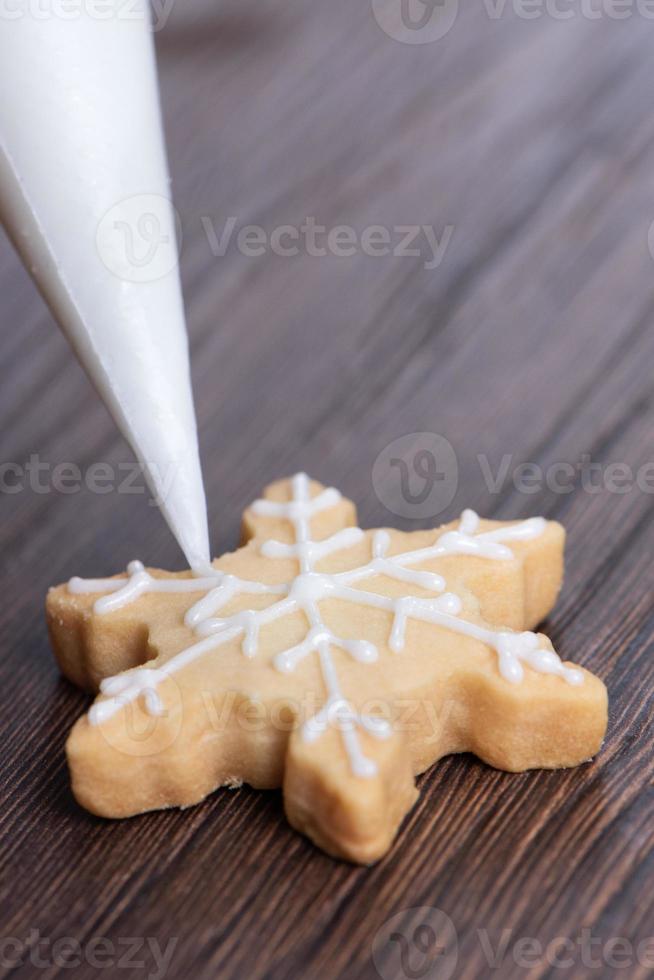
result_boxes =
[47,474,607,863]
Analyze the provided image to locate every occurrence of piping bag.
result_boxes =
[0,3,211,572]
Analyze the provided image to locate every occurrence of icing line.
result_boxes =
[68,475,582,776]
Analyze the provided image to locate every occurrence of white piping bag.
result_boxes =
[0,2,211,571]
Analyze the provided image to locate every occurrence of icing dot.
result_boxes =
[290,573,336,603]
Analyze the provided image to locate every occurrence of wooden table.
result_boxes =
[2,2,653,977]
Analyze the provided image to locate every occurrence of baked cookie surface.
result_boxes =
[47,475,607,863]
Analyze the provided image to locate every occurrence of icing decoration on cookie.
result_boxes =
[49,474,609,862]
[67,474,582,776]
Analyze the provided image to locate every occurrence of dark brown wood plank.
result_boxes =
[1,2,653,978]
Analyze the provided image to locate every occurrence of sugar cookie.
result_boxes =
[47,475,607,863]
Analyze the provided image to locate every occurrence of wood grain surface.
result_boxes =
[1,1,654,978]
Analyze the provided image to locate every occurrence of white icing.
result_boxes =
[69,475,583,776]
[261,527,365,565]
[434,509,546,560]
[0,9,210,570]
